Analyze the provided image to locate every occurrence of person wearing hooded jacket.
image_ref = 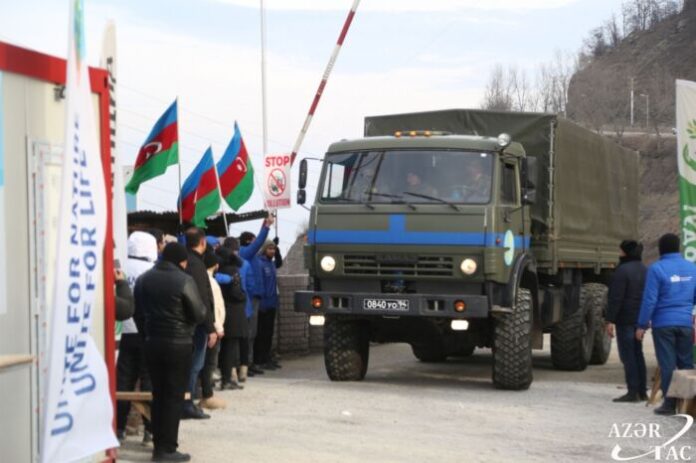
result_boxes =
[239,215,274,375]
[637,233,696,415]
[116,231,158,441]
[606,240,648,403]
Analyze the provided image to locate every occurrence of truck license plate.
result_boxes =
[362,298,410,312]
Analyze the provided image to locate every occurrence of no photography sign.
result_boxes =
[263,153,292,209]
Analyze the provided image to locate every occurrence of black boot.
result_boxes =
[613,392,640,403]
[639,391,648,401]
[181,402,210,420]
[152,450,191,462]
[654,399,676,415]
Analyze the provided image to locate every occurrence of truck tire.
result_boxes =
[551,285,595,371]
[411,343,447,363]
[492,288,533,390]
[587,283,612,365]
[324,316,369,381]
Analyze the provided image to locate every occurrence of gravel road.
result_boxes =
[118,333,696,463]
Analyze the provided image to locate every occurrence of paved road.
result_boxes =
[119,335,695,463]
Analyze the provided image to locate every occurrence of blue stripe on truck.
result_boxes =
[309,214,530,248]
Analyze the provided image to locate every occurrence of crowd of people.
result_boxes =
[607,233,696,415]
[113,214,282,462]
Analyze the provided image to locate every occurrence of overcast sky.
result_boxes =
[0,0,624,241]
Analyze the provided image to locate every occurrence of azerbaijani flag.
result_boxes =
[217,122,254,211]
[125,100,178,194]
[179,147,221,227]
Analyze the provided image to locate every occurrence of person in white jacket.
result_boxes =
[198,249,228,410]
[117,231,158,442]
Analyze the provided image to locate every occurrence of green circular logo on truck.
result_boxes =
[504,230,515,266]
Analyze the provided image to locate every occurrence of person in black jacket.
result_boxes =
[216,244,249,389]
[183,227,217,420]
[134,242,206,463]
[606,240,648,403]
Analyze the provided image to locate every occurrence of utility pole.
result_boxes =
[630,77,634,127]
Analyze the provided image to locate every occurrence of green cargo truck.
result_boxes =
[295,109,639,390]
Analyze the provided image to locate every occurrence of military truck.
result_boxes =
[294,109,639,390]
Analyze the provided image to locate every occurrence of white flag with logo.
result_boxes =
[263,153,292,209]
[41,1,119,461]
[676,79,696,263]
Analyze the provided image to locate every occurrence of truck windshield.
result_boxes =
[320,150,494,204]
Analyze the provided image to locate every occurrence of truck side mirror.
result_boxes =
[299,159,308,190]
[521,157,537,205]
[297,189,307,205]
[522,157,537,189]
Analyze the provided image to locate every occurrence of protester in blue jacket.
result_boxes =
[637,233,696,415]
[239,215,274,375]
[254,240,283,369]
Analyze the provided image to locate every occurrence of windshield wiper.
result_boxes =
[402,191,460,211]
[368,192,417,210]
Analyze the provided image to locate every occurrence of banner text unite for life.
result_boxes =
[50,116,100,437]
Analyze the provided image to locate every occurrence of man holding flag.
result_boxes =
[41,1,118,461]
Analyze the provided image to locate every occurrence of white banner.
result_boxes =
[41,1,118,462]
[101,21,128,270]
[263,153,292,209]
[0,72,6,315]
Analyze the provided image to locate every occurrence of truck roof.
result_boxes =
[326,135,525,156]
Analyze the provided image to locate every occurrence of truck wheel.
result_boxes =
[324,316,369,381]
[551,285,595,371]
[492,288,533,390]
[587,283,612,365]
[411,343,447,363]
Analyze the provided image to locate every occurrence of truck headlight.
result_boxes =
[460,258,477,275]
[321,256,337,272]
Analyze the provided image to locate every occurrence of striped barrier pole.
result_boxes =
[290,0,361,165]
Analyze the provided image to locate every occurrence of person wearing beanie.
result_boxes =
[606,240,647,403]
[133,242,206,462]
[637,233,696,415]
[198,249,227,411]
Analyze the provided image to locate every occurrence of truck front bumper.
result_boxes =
[294,291,489,319]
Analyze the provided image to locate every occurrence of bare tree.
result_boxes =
[481,64,513,111]
[622,0,682,35]
[643,70,676,148]
[605,14,623,47]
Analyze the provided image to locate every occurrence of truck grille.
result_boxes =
[343,255,454,277]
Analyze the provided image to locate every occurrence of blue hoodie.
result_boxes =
[239,259,254,319]
[239,224,270,298]
[637,253,696,329]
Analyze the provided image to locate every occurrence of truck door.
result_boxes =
[499,160,527,264]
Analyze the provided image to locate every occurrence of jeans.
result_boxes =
[187,324,208,401]
[145,339,192,454]
[116,333,152,433]
[200,341,220,399]
[615,325,647,395]
[652,326,694,397]
[254,308,277,365]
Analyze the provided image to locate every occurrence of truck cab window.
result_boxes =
[501,163,517,204]
[320,150,493,204]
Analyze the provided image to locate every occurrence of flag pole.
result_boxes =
[176,97,184,227]
[213,148,230,237]
[260,0,278,238]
